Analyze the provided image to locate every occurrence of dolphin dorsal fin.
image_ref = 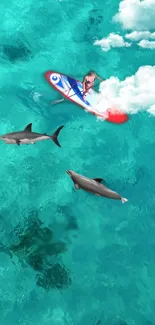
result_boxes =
[24,123,32,132]
[93,178,103,183]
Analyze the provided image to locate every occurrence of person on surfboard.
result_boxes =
[82,71,103,99]
[50,70,103,105]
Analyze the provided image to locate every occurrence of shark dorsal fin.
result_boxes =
[93,178,103,183]
[24,123,32,132]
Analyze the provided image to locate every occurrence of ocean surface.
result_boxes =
[0,0,155,324]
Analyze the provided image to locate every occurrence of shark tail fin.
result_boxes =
[51,125,64,147]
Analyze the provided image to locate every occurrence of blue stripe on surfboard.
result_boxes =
[66,76,91,106]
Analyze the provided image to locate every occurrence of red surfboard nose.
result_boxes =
[105,108,129,124]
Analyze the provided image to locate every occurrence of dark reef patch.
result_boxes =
[36,263,71,291]
[0,41,32,63]
[1,211,72,291]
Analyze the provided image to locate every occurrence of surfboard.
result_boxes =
[44,71,128,124]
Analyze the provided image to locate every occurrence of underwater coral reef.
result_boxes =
[1,211,72,291]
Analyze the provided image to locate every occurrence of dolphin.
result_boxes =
[0,123,64,147]
[66,170,128,204]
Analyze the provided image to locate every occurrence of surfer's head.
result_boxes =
[87,70,96,76]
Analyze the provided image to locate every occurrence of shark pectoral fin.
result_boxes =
[95,193,101,196]
[16,139,20,146]
[74,183,80,190]
[93,178,103,183]
[24,123,32,132]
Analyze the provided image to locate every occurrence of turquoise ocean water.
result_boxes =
[0,0,155,324]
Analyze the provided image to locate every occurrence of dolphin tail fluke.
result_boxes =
[51,125,64,147]
[121,197,128,204]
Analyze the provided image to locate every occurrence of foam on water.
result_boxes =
[96,65,155,115]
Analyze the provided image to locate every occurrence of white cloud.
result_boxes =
[98,66,155,115]
[94,1,155,52]
[113,0,155,31]
[138,39,155,49]
[95,32,155,51]
[125,31,155,41]
[94,33,131,52]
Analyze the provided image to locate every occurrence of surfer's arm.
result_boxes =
[95,74,104,81]
[82,78,86,92]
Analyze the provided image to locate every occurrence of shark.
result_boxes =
[0,123,64,147]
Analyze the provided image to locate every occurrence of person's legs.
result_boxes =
[82,82,94,99]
